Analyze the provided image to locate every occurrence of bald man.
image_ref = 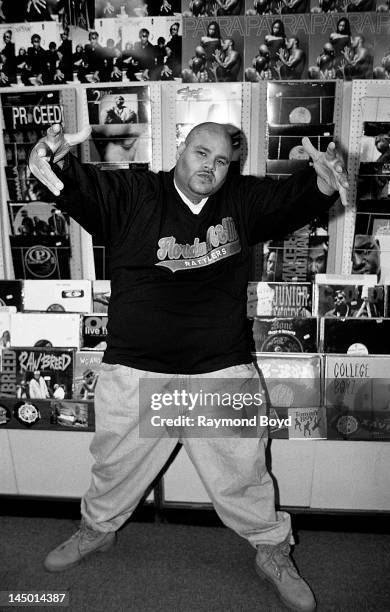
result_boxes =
[29,122,348,612]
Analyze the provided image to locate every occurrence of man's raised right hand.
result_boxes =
[29,124,91,196]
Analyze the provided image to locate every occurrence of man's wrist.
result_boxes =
[317,176,336,197]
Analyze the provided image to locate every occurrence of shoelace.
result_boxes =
[260,541,299,581]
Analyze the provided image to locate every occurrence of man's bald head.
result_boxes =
[184,122,233,158]
[175,122,234,204]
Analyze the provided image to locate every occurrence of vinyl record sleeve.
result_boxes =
[288,406,326,440]
[23,280,92,313]
[10,313,80,348]
[267,81,336,126]
[73,351,104,400]
[81,315,108,350]
[0,347,74,401]
[252,317,318,353]
[182,16,244,82]
[0,397,94,431]
[0,313,12,349]
[244,14,310,81]
[326,405,390,441]
[308,12,375,81]
[92,280,111,313]
[0,281,23,311]
[85,85,152,165]
[324,354,390,415]
[253,352,321,408]
[322,318,390,355]
[9,237,71,280]
[247,282,312,317]
[313,283,385,318]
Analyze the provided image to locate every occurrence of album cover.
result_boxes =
[0,21,72,87]
[0,281,23,311]
[247,282,312,317]
[81,315,108,350]
[265,159,311,178]
[5,166,52,203]
[263,231,328,283]
[92,280,111,313]
[176,82,242,161]
[73,351,104,400]
[324,354,390,414]
[1,90,74,210]
[351,233,390,285]
[326,405,390,441]
[357,174,390,201]
[0,396,93,430]
[267,134,333,161]
[267,81,336,128]
[372,17,390,80]
[96,0,181,17]
[182,16,244,82]
[313,283,385,317]
[9,236,71,280]
[93,15,183,82]
[0,402,12,427]
[10,313,81,348]
[288,406,326,439]
[244,14,310,81]
[0,347,75,402]
[321,318,390,354]
[253,352,322,408]
[309,0,378,11]
[308,13,375,81]
[252,317,318,353]
[359,122,390,164]
[23,280,92,313]
[0,312,11,349]
[50,399,90,429]
[85,85,152,165]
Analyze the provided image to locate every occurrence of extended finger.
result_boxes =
[301,137,321,161]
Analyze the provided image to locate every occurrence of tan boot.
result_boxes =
[255,540,316,612]
[44,519,116,572]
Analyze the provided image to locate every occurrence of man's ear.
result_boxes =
[176,141,186,160]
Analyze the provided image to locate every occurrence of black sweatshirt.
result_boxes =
[56,156,337,374]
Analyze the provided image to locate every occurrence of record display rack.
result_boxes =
[0,84,81,278]
[342,80,390,274]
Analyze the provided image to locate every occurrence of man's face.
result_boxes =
[116,97,124,107]
[90,34,98,47]
[352,237,380,275]
[222,39,230,51]
[3,33,11,43]
[171,25,179,36]
[307,244,327,280]
[32,38,41,49]
[140,32,149,44]
[175,129,232,202]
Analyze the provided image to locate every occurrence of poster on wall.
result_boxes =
[245,0,309,14]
